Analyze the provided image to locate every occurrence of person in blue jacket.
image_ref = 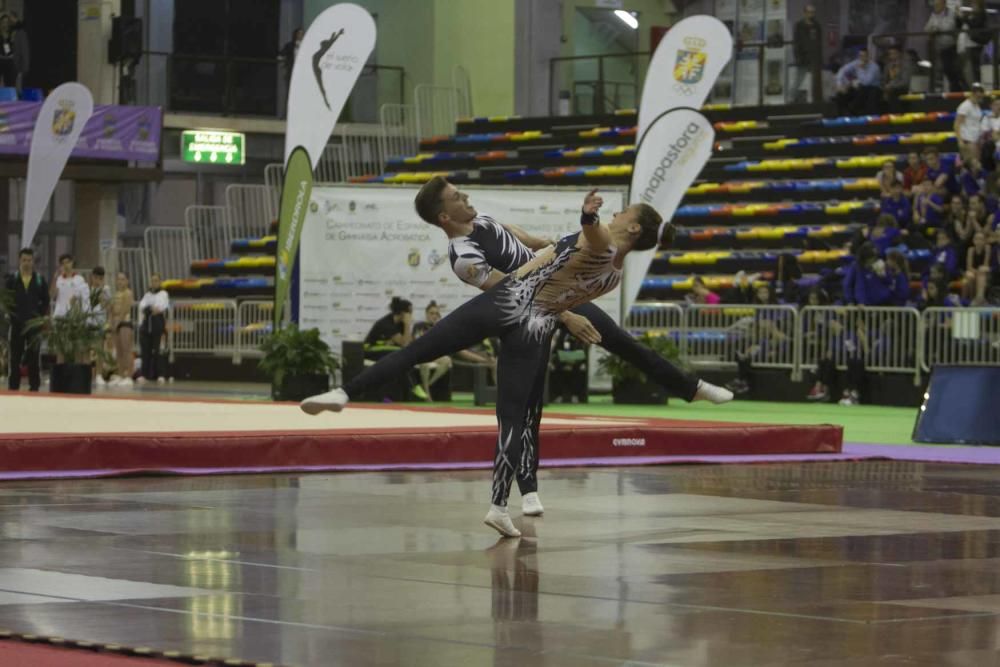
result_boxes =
[885,250,911,306]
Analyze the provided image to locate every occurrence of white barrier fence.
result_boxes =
[160,302,1000,381]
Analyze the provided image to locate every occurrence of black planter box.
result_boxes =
[273,373,330,402]
[50,363,93,395]
[611,378,667,405]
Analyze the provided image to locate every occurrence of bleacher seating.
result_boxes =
[152,93,971,311]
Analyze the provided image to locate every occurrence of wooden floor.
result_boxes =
[1,461,999,666]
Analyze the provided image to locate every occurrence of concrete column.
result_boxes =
[75,1,122,269]
[74,183,118,268]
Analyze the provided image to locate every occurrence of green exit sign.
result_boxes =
[181,130,246,165]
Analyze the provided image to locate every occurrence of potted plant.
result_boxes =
[258,323,339,401]
[26,288,108,394]
[598,331,684,404]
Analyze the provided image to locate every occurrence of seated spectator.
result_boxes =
[955,84,986,164]
[902,151,927,192]
[912,180,945,239]
[882,45,912,112]
[932,228,960,278]
[688,276,720,305]
[958,157,986,198]
[920,277,962,308]
[923,148,955,194]
[947,195,972,246]
[885,250,912,306]
[968,193,993,238]
[870,214,902,257]
[876,160,903,197]
[723,270,757,304]
[835,48,881,116]
[364,296,423,399]
[853,243,894,306]
[774,254,802,304]
[881,180,912,230]
[412,301,452,400]
[964,230,993,303]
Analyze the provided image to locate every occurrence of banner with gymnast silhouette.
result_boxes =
[276,3,377,327]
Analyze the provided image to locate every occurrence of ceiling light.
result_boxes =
[614,10,638,30]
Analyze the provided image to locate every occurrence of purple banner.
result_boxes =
[0,101,162,162]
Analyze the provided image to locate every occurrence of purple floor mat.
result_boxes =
[0,442,998,481]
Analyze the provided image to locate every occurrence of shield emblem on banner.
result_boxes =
[52,108,76,136]
[674,48,707,85]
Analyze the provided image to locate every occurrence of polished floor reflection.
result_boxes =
[0,462,999,665]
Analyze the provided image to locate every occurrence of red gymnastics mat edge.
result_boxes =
[0,422,843,476]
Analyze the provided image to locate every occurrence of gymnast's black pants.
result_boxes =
[343,282,553,507]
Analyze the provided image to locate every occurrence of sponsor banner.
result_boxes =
[298,185,625,389]
[0,101,161,161]
[22,83,95,247]
[625,15,730,315]
[274,146,314,328]
[636,15,733,140]
[284,3,376,167]
[624,109,715,311]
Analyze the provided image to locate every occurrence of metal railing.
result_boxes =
[185,205,231,260]
[224,185,273,247]
[415,84,464,138]
[144,226,192,282]
[236,300,275,358]
[167,300,240,362]
[101,247,151,299]
[379,103,420,168]
[683,304,798,372]
[155,301,1000,381]
[799,306,922,384]
[921,307,1000,371]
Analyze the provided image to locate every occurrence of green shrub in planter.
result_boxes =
[258,324,339,401]
[598,331,685,404]
[26,287,109,394]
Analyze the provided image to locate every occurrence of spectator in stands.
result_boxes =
[110,271,135,387]
[51,254,88,320]
[913,180,945,239]
[835,48,881,116]
[803,287,836,402]
[902,151,927,192]
[87,266,112,386]
[932,228,960,278]
[955,84,986,163]
[958,157,986,197]
[964,230,993,303]
[791,4,822,103]
[724,270,757,304]
[881,180,912,231]
[727,283,791,396]
[947,194,971,244]
[923,148,954,193]
[876,161,903,197]
[0,12,27,90]
[137,273,169,384]
[882,46,912,112]
[921,277,962,307]
[412,301,457,400]
[774,253,802,304]
[870,214,902,257]
[979,98,1000,172]
[968,193,992,237]
[4,248,48,391]
[926,0,967,93]
[854,243,893,306]
[363,296,424,399]
[885,250,912,306]
[961,0,991,85]
[688,276,720,305]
